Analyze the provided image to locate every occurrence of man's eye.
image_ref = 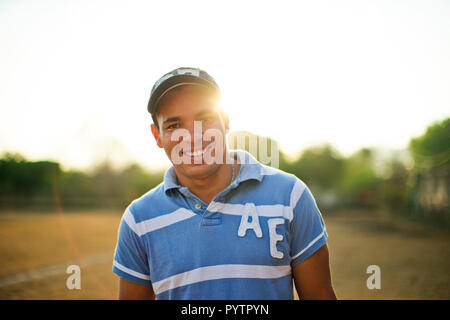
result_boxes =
[201,116,214,122]
[167,123,179,129]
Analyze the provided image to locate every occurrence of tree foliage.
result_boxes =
[409,118,450,169]
[0,154,164,209]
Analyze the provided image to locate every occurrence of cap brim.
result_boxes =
[147,74,220,115]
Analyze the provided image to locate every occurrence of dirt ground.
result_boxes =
[0,208,448,299]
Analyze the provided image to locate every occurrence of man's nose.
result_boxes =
[185,121,204,142]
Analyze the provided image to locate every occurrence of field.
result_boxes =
[0,208,448,299]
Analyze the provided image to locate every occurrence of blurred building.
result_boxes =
[415,167,449,213]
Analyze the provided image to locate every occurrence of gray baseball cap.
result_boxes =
[147,67,221,116]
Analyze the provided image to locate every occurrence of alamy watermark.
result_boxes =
[366,265,381,290]
[169,121,279,168]
[66,264,81,290]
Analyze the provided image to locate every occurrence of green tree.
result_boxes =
[379,158,410,210]
[407,118,449,223]
[409,118,450,169]
[288,144,344,191]
[338,148,380,207]
[0,153,60,196]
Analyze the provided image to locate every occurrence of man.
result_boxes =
[112,67,336,300]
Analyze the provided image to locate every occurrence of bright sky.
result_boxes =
[1,0,449,171]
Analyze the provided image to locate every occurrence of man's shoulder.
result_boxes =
[243,163,308,209]
[259,163,304,190]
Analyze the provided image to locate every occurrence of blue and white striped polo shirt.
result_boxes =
[112,150,328,299]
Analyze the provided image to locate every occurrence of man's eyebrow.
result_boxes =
[196,109,217,117]
[162,116,181,125]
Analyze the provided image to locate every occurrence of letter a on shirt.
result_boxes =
[238,202,262,238]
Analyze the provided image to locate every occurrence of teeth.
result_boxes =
[187,150,203,157]
[184,142,215,157]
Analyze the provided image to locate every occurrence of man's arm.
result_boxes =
[292,243,337,300]
[118,277,156,300]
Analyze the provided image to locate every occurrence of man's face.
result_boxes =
[151,85,229,179]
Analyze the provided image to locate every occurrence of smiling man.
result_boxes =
[112,67,337,300]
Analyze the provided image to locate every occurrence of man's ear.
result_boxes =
[150,124,163,148]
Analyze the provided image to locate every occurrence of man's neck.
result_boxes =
[175,154,240,205]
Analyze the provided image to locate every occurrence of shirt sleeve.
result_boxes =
[112,207,152,285]
[290,180,328,267]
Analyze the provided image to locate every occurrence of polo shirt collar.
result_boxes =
[163,150,264,194]
[163,165,181,193]
[234,149,264,183]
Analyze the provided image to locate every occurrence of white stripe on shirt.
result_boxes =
[291,230,326,261]
[208,202,292,220]
[123,178,306,235]
[113,260,151,280]
[124,207,196,236]
[152,264,292,295]
[289,179,306,220]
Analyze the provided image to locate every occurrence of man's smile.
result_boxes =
[182,140,216,159]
